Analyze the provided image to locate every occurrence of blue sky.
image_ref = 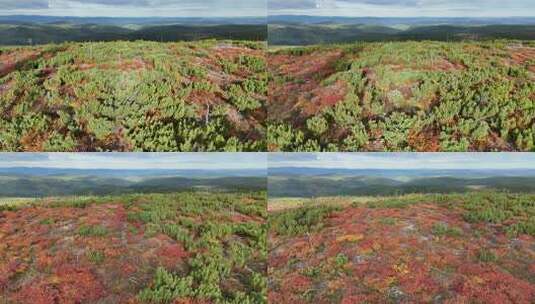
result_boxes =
[269,0,535,17]
[2,0,532,17]
[0,0,266,17]
[2,152,534,171]
[0,153,267,170]
[269,153,535,170]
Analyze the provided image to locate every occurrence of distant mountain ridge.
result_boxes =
[268,16,535,45]
[0,16,267,45]
[269,167,535,177]
[269,15,535,26]
[269,169,535,197]
[0,174,266,197]
[0,167,266,178]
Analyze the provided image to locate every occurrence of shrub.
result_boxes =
[270,206,340,236]
[78,225,108,237]
[86,250,105,264]
[431,222,463,237]
[477,248,498,263]
[138,267,193,303]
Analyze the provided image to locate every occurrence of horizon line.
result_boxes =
[268,167,535,170]
[0,14,267,18]
[0,166,264,170]
[1,14,534,19]
[268,15,535,18]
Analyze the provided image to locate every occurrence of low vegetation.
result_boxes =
[0,191,267,303]
[0,39,266,151]
[269,206,340,236]
[269,191,535,303]
[268,40,535,152]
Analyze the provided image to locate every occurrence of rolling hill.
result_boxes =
[0,15,267,45]
[269,23,535,45]
[268,16,535,26]
[0,170,266,197]
[268,170,535,197]
[0,23,266,46]
[268,16,535,45]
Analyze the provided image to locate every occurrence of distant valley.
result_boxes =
[268,16,535,45]
[0,15,267,45]
[269,168,535,197]
[0,168,266,197]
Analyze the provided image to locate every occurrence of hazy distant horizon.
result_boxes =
[267,15,535,26]
[0,0,266,18]
[268,154,535,197]
[1,14,532,18]
[0,153,267,171]
[269,15,535,19]
[0,14,266,19]
[269,153,535,170]
[269,0,535,18]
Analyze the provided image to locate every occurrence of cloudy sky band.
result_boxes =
[0,0,266,17]
[1,153,534,170]
[0,153,267,170]
[1,0,533,17]
[269,153,535,170]
[268,0,535,17]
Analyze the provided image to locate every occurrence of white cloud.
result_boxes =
[0,153,267,170]
[269,153,535,170]
[269,0,535,17]
[0,0,266,17]
[0,0,48,9]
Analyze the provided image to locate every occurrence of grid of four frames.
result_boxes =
[1,0,534,303]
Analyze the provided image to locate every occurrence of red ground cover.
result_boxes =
[269,204,535,303]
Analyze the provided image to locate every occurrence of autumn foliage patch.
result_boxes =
[0,191,267,303]
[268,191,535,303]
[0,40,267,152]
[268,40,535,152]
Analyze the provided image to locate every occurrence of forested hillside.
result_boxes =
[0,19,266,45]
[269,24,535,45]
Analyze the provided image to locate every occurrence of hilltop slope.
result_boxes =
[268,40,535,152]
[0,191,267,303]
[269,192,535,303]
[0,40,267,151]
